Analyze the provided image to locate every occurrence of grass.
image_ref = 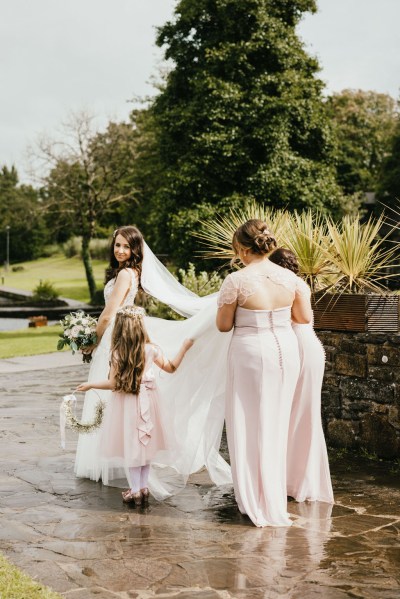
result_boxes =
[0,325,66,359]
[0,253,107,303]
[0,553,62,599]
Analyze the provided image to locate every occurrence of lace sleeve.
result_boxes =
[217,274,238,307]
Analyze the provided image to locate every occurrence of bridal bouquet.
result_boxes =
[57,311,98,363]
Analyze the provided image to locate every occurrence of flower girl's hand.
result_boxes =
[75,382,91,392]
[182,338,194,352]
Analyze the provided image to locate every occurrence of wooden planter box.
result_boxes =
[312,293,399,333]
[28,315,48,328]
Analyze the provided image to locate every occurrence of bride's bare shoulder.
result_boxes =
[116,267,139,282]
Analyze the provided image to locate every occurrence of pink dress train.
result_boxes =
[225,306,300,527]
[99,344,168,485]
[287,323,334,503]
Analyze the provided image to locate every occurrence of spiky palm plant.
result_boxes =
[196,202,398,295]
[195,200,289,266]
[324,214,398,293]
[279,210,334,292]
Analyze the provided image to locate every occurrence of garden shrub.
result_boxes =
[32,280,59,301]
[142,263,223,320]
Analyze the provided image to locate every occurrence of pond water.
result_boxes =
[0,318,58,332]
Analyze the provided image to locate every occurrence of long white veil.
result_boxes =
[141,242,233,499]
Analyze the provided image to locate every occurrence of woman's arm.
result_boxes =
[291,291,312,324]
[96,269,135,340]
[216,302,237,332]
[216,274,238,332]
[154,339,194,373]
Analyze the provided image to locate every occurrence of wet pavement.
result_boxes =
[0,361,399,598]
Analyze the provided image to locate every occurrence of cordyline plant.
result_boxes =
[196,205,399,295]
[323,214,399,293]
[279,210,334,293]
[195,201,289,266]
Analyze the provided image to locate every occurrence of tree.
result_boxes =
[147,0,343,265]
[0,165,47,264]
[327,90,398,195]
[37,112,138,301]
[377,115,400,210]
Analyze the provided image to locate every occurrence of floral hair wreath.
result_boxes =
[116,306,146,319]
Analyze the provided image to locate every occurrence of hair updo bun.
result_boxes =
[233,219,277,256]
[253,228,278,255]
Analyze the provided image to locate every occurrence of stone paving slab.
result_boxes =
[0,351,82,374]
[0,363,399,598]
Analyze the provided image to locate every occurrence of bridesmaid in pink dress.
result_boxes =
[269,248,334,503]
[216,220,312,527]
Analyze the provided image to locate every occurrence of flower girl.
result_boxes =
[76,306,194,507]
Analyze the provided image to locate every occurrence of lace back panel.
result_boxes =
[217,267,310,307]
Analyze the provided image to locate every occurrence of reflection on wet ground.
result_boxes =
[0,365,399,598]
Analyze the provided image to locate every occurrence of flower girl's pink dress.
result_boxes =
[287,322,334,503]
[99,344,168,485]
[218,265,310,527]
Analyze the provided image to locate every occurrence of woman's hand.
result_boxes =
[82,344,97,354]
[75,382,92,392]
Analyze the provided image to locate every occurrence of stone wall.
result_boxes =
[318,330,400,458]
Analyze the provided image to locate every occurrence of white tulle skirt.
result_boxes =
[74,304,233,499]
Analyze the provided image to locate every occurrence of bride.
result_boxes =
[74,225,232,498]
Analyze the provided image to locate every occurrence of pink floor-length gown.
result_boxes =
[287,322,334,503]
[226,306,300,527]
[218,265,310,527]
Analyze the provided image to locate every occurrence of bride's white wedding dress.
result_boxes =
[74,243,232,499]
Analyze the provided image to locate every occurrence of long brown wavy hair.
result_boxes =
[105,226,144,285]
[110,308,149,395]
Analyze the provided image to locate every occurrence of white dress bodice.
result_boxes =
[104,269,139,307]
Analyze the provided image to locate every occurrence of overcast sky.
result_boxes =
[1,0,399,183]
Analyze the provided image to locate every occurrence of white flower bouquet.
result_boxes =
[57,311,98,363]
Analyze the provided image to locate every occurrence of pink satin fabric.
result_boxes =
[287,323,334,503]
[225,306,300,527]
[99,345,167,471]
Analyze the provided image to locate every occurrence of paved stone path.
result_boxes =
[0,356,399,598]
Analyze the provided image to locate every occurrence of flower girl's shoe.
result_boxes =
[122,489,142,507]
[141,488,150,508]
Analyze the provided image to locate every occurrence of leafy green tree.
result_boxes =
[327,89,398,195]
[38,112,138,301]
[0,165,47,264]
[148,0,343,265]
[377,116,400,210]
[116,107,166,247]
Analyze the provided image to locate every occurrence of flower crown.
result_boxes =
[116,306,146,319]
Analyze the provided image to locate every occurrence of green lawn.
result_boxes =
[1,254,107,303]
[0,325,66,359]
[0,554,62,599]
